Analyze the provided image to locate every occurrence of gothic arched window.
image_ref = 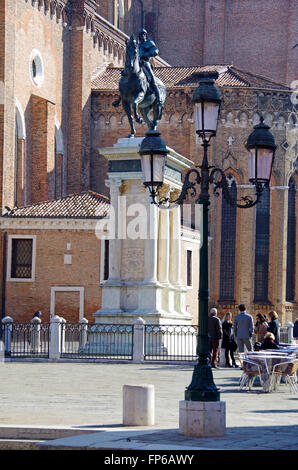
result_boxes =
[219,175,237,300]
[286,177,296,301]
[254,183,270,302]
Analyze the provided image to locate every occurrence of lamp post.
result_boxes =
[139,72,276,403]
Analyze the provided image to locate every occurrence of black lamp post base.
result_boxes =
[185,362,220,402]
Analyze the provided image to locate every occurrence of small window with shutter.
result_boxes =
[8,235,36,282]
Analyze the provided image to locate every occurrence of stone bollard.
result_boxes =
[123,384,155,426]
[133,317,145,363]
[30,316,41,353]
[60,317,66,353]
[1,316,13,355]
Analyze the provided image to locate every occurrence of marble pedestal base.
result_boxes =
[179,400,226,437]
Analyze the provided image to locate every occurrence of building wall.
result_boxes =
[2,226,102,323]
[92,85,298,324]
[0,0,127,211]
[122,0,298,87]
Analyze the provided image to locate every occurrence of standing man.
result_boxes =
[208,308,223,368]
[233,304,254,352]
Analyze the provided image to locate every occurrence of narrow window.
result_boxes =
[186,250,192,287]
[254,184,270,301]
[11,238,33,279]
[286,178,296,301]
[219,178,237,300]
[104,240,109,281]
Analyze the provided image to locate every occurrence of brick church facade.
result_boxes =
[0,0,297,323]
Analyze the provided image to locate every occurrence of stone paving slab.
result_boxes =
[36,425,298,450]
[0,362,298,450]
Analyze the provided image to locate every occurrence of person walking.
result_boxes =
[267,311,280,345]
[222,312,238,367]
[233,304,254,353]
[254,313,268,343]
[208,307,223,368]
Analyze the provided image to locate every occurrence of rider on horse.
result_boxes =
[138,28,161,105]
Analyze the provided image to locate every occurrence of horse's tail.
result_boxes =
[112,96,121,107]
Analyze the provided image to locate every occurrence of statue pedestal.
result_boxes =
[94,137,194,327]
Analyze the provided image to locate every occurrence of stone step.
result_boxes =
[0,439,43,450]
[0,426,102,441]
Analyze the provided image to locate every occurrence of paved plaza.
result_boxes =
[0,360,298,450]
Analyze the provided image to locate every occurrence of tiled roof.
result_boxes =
[3,191,110,219]
[91,64,290,91]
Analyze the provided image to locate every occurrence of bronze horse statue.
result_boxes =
[112,35,166,137]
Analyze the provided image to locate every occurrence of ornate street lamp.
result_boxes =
[139,72,276,402]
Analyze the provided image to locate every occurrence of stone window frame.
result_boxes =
[50,286,85,320]
[182,245,194,289]
[7,234,37,283]
[29,49,44,88]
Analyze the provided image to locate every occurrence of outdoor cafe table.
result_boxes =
[243,351,296,392]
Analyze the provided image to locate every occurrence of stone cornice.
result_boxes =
[0,217,105,231]
[25,0,69,25]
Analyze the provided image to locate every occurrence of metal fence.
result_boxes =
[144,324,199,361]
[61,323,134,360]
[1,322,50,358]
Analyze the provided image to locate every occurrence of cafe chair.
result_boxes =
[239,358,263,391]
[270,359,298,393]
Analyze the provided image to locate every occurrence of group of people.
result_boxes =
[208,304,281,368]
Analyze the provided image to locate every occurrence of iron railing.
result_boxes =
[144,324,199,361]
[1,322,50,358]
[61,323,134,360]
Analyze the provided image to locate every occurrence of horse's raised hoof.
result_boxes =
[136,117,143,124]
[128,134,135,138]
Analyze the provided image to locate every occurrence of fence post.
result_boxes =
[133,317,145,363]
[286,321,294,343]
[30,316,41,353]
[1,316,13,355]
[79,318,88,349]
[60,317,66,353]
[49,315,63,360]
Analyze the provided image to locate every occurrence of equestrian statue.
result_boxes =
[112,28,166,137]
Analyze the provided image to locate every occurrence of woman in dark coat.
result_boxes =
[222,312,237,367]
[267,311,280,344]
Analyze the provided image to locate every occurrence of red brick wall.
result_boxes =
[124,0,297,86]
[0,0,5,210]
[30,96,55,203]
[4,228,102,323]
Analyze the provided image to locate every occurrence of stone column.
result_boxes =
[169,202,182,287]
[144,200,158,283]
[270,186,288,320]
[158,206,170,286]
[105,177,122,282]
